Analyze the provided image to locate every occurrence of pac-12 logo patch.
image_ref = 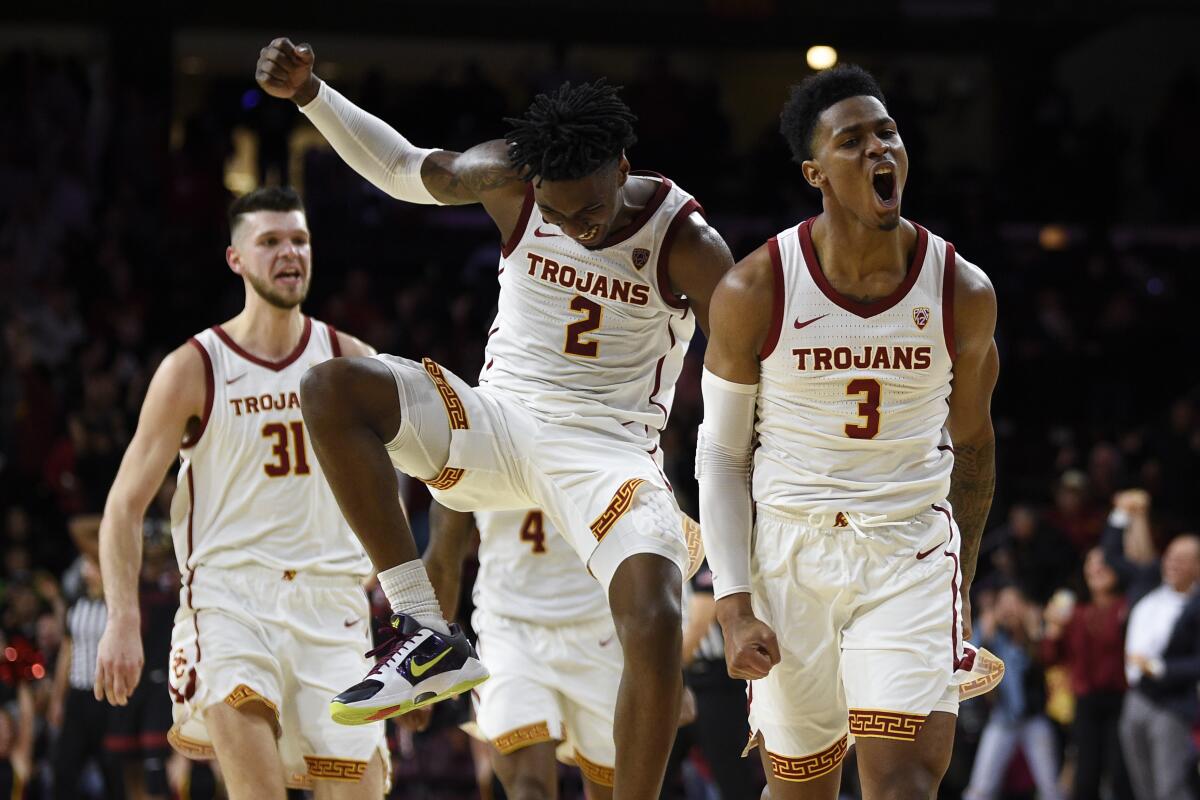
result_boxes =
[632,248,650,269]
[913,306,931,330]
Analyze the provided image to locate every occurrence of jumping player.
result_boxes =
[697,65,999,799]
[255,38,732,798]
[93,188,387,798]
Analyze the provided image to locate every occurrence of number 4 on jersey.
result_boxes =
[520,510,547,554]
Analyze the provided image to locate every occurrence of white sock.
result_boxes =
[377,560,450,635]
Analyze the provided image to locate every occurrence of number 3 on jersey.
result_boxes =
[262,421,311,477]
[520,511,547,554]
[845,378,882,439]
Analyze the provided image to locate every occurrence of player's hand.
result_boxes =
[716,594,780,680]
[1114,488,1151,517]
[396,705,433,732]
[256,38,320,105]
[960,588,974,642]
[94,614,144,706]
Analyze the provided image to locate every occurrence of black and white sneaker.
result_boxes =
[330,614,489,726]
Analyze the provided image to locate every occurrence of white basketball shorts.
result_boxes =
[166,564,386,790]
[747,504,964,783]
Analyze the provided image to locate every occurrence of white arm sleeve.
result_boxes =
[696,368,758,599]
[299,81,444,205]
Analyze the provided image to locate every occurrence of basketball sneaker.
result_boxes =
[330,614,489,725]
[953,642,1005,701]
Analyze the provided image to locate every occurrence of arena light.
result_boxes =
[807,45,838,71]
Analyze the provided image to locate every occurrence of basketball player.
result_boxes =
[93,188,387,798]
[424,503,621,799]
[255,38,732,798]
[697,65,999,799]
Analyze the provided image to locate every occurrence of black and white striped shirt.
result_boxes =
[67,597,107,690]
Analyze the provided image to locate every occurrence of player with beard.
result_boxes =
[697,65,1000,799]
[93,188,388,799]
[254,37,730,799]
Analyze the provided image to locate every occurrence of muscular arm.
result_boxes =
[945,258,999,609]
[256,38,527,238]
[664,214,736,337]
[423,502,477,621]
[95,343,205,704]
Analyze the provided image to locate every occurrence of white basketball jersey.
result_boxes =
[170,318,372,579]
[754,218,958,520]
[481,173,699,439]
[473,508,608,626]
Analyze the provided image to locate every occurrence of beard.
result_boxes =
[246,272,308,309]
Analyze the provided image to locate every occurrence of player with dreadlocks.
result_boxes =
[256,39,733,799]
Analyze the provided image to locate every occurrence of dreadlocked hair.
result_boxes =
[505,79,637,183]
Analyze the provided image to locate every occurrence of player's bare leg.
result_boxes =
[755,732,842,800]
[300,357,417,569]
[490,741,559,800]
[608,553,683,799]
[204,702,286,800]
[582,778,615,800]
[301,357,487,723]
[854,711,955,800]
[312,751,387,799]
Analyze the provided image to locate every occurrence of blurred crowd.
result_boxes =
[1,39,1198,800]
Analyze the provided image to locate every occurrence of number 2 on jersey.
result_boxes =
[520,510,547,554]
[564,295,603,357]
[845,378,882,439]
[262,421,311,477]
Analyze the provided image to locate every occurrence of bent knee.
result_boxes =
[301,357,400,437]
[870,764,941,800]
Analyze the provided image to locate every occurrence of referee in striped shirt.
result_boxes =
[51,557,122,799]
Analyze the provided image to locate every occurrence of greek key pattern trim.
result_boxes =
[590,478,646,542]
[492,721,553,754]
[224,683,279,720]
[848,708,926,742]
[304,756,368,782]
[419,358,468,490]
[766,735,848,782]
[574,749,615,787]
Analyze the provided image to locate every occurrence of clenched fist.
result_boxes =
[715,594,781,681]
[256,37,320,106]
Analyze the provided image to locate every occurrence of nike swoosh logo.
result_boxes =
[343,617,360,628]
[410,647,453,677]
[533,226,562,238]
[916,541,946,560]
[794,314,829,330]
[225,373,247,385]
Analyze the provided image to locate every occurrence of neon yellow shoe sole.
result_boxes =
[330,674,490,726]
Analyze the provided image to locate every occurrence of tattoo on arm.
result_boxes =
[421,149,520,205]
[948,438,995,588]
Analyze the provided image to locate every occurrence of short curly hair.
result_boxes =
[780,64,887,163]
[505,79,638,183]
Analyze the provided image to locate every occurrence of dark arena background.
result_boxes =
[2,2,1199,798]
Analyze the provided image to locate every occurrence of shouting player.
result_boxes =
[255,38,731,798]
[93,188,387,798]
[698,65,999,799]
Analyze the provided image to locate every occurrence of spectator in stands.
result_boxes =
[1120,532,1200,800]
[964,585,1064,800]
[1042,547,1132,800]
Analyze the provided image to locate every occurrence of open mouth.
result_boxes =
[872,167,897,208]
[275,268,303,285]
[576,225,601,243]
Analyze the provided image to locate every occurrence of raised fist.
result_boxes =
[256,37,320,105]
